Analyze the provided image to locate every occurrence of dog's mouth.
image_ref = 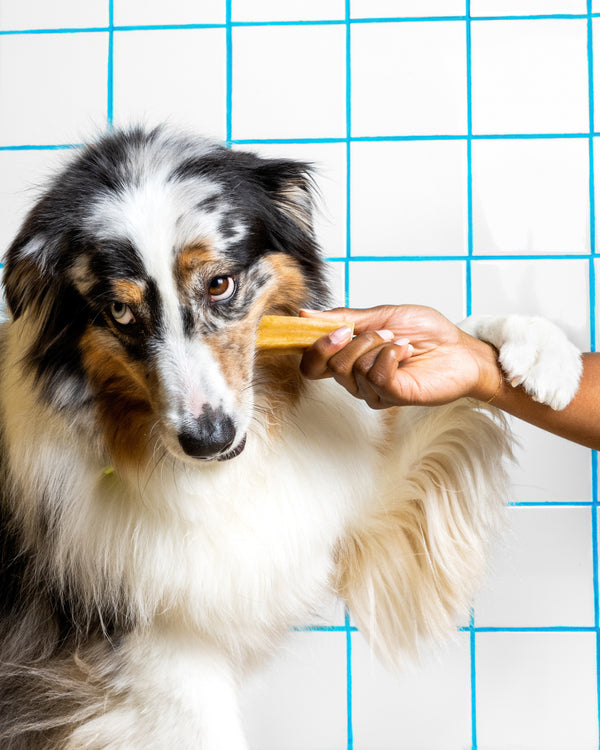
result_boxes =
[216,435,247,462]
[175,432,248,463]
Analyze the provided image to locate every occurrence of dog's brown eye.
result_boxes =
[110,302,136,326]
[208,276,236,303]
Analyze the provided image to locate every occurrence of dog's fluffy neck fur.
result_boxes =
[0,128,522,748]
[1,319,383,659]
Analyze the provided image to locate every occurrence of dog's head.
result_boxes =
[3,127,328,469]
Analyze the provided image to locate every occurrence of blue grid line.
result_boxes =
[3,132,600,149]
[344,0,351,309]
[107,0,114,128]
[469,626,599,633]
[591,259,598,351]
[3,15,600,36]
[302,624,600,634]
[0,27,112,35]
[343,8,353,748]
[0,144,80,151]
[586,2,600,737]
[326,254,597,261]
[593,460,600,740]
[344,607,354,750]
[465,0,473,318]
[588,15,597,261]
[469,609,478,750]
[3,133,598,150]
[351,15,591,23]
[1,6,597,749]
[234,134,597,141]
[225,0,232,146]
[511,500,596,507]
[466,0,477,737]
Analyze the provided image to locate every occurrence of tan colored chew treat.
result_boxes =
[256,315,355,351]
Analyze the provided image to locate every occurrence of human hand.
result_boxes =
[299,305,501,410]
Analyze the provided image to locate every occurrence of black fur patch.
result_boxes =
[3,126,328,404]
[0,125,332,746]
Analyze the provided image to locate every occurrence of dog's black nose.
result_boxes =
[178,406,236,459]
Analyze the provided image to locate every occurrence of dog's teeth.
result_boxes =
[255,315,354,352]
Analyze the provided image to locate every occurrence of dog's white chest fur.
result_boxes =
[4,373,383,657]
[0,125,582,750]
[108,380,383,641]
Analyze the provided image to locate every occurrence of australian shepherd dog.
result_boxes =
[0,126,581,748]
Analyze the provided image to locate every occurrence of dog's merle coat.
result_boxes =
[0,127,580,749]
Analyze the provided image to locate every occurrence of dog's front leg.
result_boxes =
[66,625,248,750]
[461,314,582,410]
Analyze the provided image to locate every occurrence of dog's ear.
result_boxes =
[2,227,47,320]
[3,217,89,396]
[251,157,330,307]
[253,159,317,235]
[2,224,54,321]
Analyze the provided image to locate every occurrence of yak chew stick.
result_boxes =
[256,315,355,352]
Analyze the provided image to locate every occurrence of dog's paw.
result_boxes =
[462,315,582,411]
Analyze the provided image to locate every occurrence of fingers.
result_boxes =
[299,325,354,379]
[325,330,397,395]
[300,328,392,383]
[300,323,414,409]
[353,341,413,409]
[299,305,404,336]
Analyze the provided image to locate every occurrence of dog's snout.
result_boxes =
[178,406,236,459]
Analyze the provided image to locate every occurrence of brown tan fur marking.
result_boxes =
[111,279,145,307]
[254,254,311,415]
[206,253,310,431]
[175,242,218,296]
[80,327,157,472]
[259,254,310,317]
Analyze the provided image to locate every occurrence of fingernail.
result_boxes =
[394,337,410,347]
[329,326,353,345]
[376,329,395,341]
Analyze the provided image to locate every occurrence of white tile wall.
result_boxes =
[351,140,469,255]
[0,148,71,252]
[112,28,227,139]
[241,631,349,750]
[232,0,345,23]
[471,0,588,16]
[472,138,590,254]
[476,632,598,749]
[0,4,597,749]
[349,260,467,322]
[232,24,346,140]
[0,32,108,145]
[351,21,468,136]
[475,506,595,627]
[351,0,466,16]
[507,418,592,503]
[114,0,225,26]
[470,258,590,347]
[351,632,473,750]
[241,141,348,258]
[0,0,108,30]
[471,18,589,135]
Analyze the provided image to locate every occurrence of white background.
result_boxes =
[0,1,598,748]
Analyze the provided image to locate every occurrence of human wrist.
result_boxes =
[464,334,504,403]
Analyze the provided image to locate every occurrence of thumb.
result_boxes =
[299,307,351,320]
[300,306,400,335]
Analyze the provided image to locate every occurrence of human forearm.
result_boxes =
[299,306,597,447]
[473,344,600,451]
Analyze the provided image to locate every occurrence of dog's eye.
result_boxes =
[208,276,236,303]
[110,302,136,326]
